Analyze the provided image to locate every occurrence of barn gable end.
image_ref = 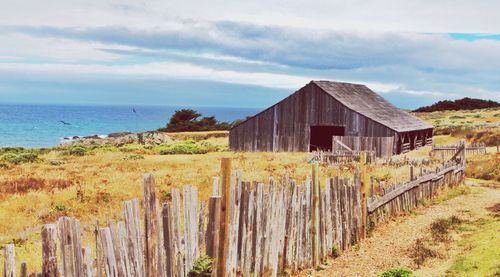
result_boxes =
[229,80,433,154]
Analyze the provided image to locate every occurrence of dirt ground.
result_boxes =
[298,182,500,276]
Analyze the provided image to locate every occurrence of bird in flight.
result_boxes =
[59,120,72,125]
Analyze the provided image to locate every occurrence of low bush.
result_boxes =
[59,145,88,156]
[0,152,38,164]
[379,267,413,277]
[157,140,224,155]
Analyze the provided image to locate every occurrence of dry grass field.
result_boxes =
[0,108,498,272]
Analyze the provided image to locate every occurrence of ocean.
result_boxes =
[0,103,260,148]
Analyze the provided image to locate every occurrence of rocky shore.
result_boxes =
[62,131,173,146]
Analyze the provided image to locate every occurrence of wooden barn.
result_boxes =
[229,80,433,155]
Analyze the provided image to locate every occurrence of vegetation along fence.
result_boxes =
[2,144,466,277]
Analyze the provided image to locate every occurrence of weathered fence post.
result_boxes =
[410,166,414,181]
[162,203,174,277]
[212,176,220,196]
[58,217,84,277]
[122,199,144,277]
[3,244,15,277]
[98,227,118,277]
[360,152,367,239]
[95,220,102,277]
[82,246,93,277]
[311,161,320,267]
[184,185,200,272]
[206,196,221,274]
[217,158,231,277]
[143,173,162,277]
[20,262,27,277]
[41,224,58,277]
[370,176,374,197]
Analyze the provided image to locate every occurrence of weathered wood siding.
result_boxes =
[230,82,399,152]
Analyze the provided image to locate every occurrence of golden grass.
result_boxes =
[0,147,434,269]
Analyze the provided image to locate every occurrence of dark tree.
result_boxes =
[414,97,499,112]
[166,109,202,131]
[163,109,242,132]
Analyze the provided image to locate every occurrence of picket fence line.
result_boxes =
[3,146,465,277]
[432,142,486,157]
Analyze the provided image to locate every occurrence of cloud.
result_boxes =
[1,0,500,33]
[3,22,500,73]
[1,1,500,107]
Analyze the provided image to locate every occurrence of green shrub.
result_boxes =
[188,255,213,276]
[0,152,38,164]
[0,147,25,155]
[158,140,217,155]
[379,267,413,277]
[60,145,87,156]
[69,146,86,156]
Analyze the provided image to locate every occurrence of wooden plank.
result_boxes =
[3,244,15,277]
[143,173,161,277]
[82,246,93,277]
[108,221,127,276]
[184,185,200,272]
[171,188,185,277]
[98,227,119,277]
[162,203,174,277]
[122,199,144,277]
[206,196,221,276]
[226,172,241,276]
[217,158,232,277]
[253,183,264,276]
[311,162,320,267]
[41,224,58,277]
[58,217,84,277]
[323,178,333,257]
[20,262,27,277]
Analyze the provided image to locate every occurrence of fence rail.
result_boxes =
[332,136,394,158]
[2,146,466,277]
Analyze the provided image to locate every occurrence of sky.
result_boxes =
[0,0,499,109]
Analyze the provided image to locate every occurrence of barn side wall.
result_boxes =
[229,82,400,152]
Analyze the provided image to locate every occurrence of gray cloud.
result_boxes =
[3,21,500,73]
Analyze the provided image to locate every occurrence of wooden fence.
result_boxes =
[332,136,394,158]
[369,141,466,223]
[309,150,376,165]
[2,146,466,277]
[432,142,486,158]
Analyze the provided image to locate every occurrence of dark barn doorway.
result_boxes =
[309,125,345,151]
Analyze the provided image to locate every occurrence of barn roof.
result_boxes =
[313,80,433,132]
